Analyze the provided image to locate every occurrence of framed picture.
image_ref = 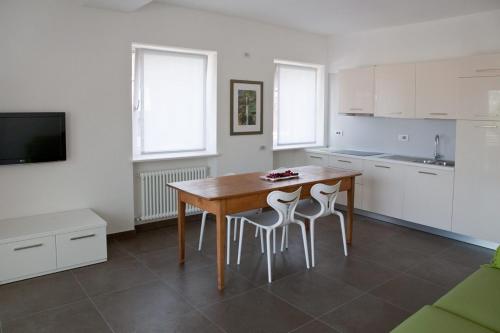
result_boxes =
[230,79,263,135]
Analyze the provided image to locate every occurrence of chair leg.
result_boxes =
[260,227,264,254]
[266,229,272,283]
[226,217,232,265]
[273,229,276,254]
[285,225,289,249]
[233,218,238,242]
[198,211,208,251]
[336,211,348,256]
[255,225,259,238]
[237,220,245,265]
[280,226,286,252]
[298,222,310,269]
[310,220,316,267]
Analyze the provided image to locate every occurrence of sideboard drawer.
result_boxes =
[56,227,107,268]
[0,236,56,282]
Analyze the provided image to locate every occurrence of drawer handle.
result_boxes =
[387,112,402,115]
[475,125,498,128]
[14,243,43,251]
[374,165,390,169]
[309,156,323,159]
[476,68,500,73]
[429,112,448,116]
[474,114,499,117]
[70,234,96,241]
[337,159,352,163]
[349,108,363,111]
[418,171,437,176]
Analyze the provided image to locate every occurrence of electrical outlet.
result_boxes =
[398,134,409,142]
[335,130,344,136]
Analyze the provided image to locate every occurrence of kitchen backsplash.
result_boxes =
[329,115,456,160]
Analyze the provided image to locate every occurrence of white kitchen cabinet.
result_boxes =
[362,160,405,218]
[375,63,416,118]
[305,153,328,166]
[453,120,500,243]
[338,67,375,115]
[329,155,364,209]
[403,166,454,230]
[458,75,500,121]
[416,59,460,119]
[458,53,500,78]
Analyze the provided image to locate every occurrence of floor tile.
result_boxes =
[115,228,178,254]
[384,229,457,256]
[291,320,339,333]
[0,272,86,322]
[267,271,363,317]
[435,243,494,268]
[139,245,214,279]
[320,294,410,333]
[407,256,477,289]
[162,265,256,307]
[315,252,400,291]
[92,281,198,333]
[2,300,111,333]
[73,257,158,296]
[357,242,429,272]
[201,288,312,333]
[370,274,447,313]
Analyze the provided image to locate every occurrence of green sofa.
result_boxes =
[392,263,500,332]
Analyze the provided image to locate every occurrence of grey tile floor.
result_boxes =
[0,214,494,333]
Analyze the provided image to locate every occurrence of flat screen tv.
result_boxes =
[0,112,66,165]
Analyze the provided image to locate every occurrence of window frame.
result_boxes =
[273,59,326,151]
[132,44,217,161]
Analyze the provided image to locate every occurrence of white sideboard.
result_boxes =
[0,209,107,284]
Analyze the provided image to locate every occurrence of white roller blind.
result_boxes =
[139,49,207,153]
[275,64,318,146]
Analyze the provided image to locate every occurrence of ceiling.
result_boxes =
[84,0,500,35]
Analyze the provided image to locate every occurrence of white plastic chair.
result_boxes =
[294,182,347,267]
[237,187,310,283]
[198,210,262,265]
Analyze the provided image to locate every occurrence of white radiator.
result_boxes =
[138,166,208,222]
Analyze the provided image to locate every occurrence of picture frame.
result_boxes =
[230,79,263,135]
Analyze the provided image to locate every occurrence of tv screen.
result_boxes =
[0,113,66,165]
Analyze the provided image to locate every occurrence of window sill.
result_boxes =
[133,151,219,163]
[272,144,326,152]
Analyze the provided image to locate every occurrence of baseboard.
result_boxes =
[336,205,499,250]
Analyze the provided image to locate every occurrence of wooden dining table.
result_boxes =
[168,165,361,290]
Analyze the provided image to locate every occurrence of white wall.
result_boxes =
[328,10,500,160]
[0,0,327,230]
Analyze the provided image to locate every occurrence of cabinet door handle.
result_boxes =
[374,165,390,169]
[14,243,43,251]
[476,68,500,73]
[474,114,499,117]
[418,171,437,176]
[349,108,363,111]
[70,234,96,241]
[429,112,448,116]
[337,159,352,163]
[309,155,323,159]
[475,125,498,128]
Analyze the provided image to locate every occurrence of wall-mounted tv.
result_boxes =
[0,112,66,165]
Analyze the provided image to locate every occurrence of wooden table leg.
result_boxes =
[178,195,186,264]
[215,201,226,290]
[346,178,355,245]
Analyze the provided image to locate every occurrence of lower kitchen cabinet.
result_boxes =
[329,155,364,209]
[453,120,500,243]
[403,166,454,230]
[305,152,328,166]
[362,160,405,218]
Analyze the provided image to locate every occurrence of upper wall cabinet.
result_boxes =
[416,59,460,119]
[338,67,374,115]
[457,53,500,121]
[374,63,416,118]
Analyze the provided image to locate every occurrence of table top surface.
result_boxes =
[168,165,361,200]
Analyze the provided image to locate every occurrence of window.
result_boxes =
[132,44,217,161]
[273,60,325,150]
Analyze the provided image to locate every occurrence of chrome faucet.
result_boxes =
[434,134,442,160]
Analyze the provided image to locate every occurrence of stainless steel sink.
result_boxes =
[381,155,455,167]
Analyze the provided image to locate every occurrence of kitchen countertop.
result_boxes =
[306,148,455,171]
